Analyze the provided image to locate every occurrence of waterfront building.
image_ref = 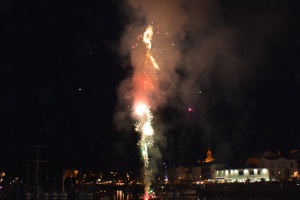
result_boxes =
[200,162,215,180]
[169,148,226,182]
[247,150,299,181]
[175,166,188,180]
[258,156,298,181]
[215,168,269,183]
[189,166,201,181]
[169,149,299,183]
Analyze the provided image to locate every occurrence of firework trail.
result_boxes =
[132,25,159,197]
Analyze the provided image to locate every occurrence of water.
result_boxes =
[23,190,298,200]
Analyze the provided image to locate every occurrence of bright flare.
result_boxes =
[143,25,153,50]
[142,121,154,136]
[135,103,149,117]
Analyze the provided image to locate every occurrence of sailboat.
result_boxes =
[25,131,49,197]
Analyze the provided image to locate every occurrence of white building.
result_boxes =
[215,168,270,183]
[257,151,298,181]
[170,149,299,183]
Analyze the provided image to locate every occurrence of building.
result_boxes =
[174,166,188,180]
[247,150,299,181]
[258,157,298,181]
[201,162,215,180]
[190,166,201,181]
[215,168,269,183]
[169,148,225,182]
[169,149,299,183]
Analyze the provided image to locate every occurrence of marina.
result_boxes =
[3,181,300,200]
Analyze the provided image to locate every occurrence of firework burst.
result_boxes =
[132,25,160,197]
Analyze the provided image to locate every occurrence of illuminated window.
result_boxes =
[239,171,243,176]
[249,171,254,175]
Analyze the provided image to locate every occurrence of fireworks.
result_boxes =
[132,25,160,196]
[135,103,154,167]
[134,25,159,170]
[143,25,153,50]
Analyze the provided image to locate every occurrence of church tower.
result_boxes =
[205,147,214,163]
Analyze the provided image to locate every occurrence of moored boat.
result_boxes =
[181,188,197,195]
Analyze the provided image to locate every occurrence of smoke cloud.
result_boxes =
[115,0,286,183]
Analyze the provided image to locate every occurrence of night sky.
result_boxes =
[1,0,300,179]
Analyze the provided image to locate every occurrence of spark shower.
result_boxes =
[133,25,159,197]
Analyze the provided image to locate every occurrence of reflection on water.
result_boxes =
[116,190,132,200]
[25,190,201,200]
[25,190,297,200]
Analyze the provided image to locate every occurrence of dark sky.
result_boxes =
[1,0,300,178]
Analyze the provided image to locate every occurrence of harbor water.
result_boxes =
[22,189,299,200]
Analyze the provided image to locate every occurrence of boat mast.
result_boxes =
[26,130,48,188]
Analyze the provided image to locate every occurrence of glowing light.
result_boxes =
[150,56,159,70]
[135,103,149,116]
[143,25,153,50]
[188,108,192,112]
[142,121,154,136]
